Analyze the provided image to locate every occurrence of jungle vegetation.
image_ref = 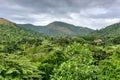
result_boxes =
[0,18,120,80]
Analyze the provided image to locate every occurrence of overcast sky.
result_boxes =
[0,0,120,29]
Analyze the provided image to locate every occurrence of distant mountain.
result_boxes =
[18,24,45,33]
[89,22,120,38]
[19,21,94,37]
[0,18,43,42]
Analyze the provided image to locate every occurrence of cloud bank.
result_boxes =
[0,0,120,29]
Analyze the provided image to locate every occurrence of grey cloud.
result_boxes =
[0,0,120,29]
[1,0,114,14]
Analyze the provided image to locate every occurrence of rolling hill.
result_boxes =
[89,22,120,38]
[2,17,120,38]
[19,21,94,37]
[0,18,43,42]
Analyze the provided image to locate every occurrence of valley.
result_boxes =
[0,18,120,80]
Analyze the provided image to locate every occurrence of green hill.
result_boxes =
[89,22,120,38]
[19,21,94,37]
[1,18,120,80]
[0,18,43,43]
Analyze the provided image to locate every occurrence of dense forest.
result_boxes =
[0,18,120,80]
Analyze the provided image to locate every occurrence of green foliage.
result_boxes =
[98,47,120,80]
[0,54,43,80]
[90,46,113,65]
[65,42,82,56]
[42,50,66,65]
[40,50,67,80]
[1,19,120,80]
[51,37,72,46]
[51,43,99,80]
[3,41,18,53]
[112,36,120,44]
[39,63,54,80]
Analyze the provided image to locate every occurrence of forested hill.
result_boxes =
[89,22,120,38]
[1,18,120,80]
[0,18,43,42]
[19,21,94,37]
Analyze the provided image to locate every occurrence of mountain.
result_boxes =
[0,18,42,42]
[89,22,120,38]
[0,18,15,26]
[19,21,94,37]
[18,24,45,33]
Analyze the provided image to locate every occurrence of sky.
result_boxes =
[0,0,120,29]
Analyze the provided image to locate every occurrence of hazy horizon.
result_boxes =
[0,0,120,29]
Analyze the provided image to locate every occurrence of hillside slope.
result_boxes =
[19,21,94,37]
[89,22,120,38]
[0,18,42,42]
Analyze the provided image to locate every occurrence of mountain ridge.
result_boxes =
[1,18,120,38]
[89,22,120,38]
[19,21,94,37]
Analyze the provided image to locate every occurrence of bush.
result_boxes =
[0,54,43,80]
[51,43,99,80]
[98,47,120,80]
